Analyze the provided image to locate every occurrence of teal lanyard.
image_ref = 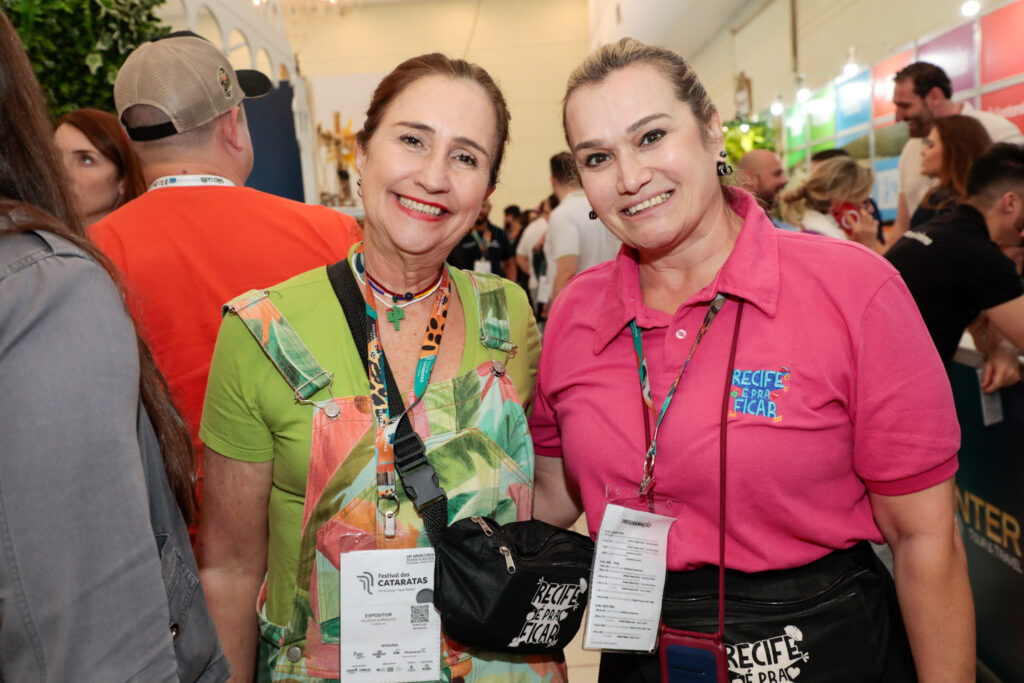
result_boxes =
[629,293,727,495]
[470,229,490,255]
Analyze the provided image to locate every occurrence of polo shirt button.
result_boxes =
[675,329,687,340]
[286,645,303,662]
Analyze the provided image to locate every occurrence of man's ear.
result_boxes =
[1006,191,1022,214]
[924,86,946,110]
[220,107,244,151]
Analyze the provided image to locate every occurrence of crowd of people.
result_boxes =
[4,4,1019,680]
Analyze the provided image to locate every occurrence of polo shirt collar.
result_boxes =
[593,188,780,354]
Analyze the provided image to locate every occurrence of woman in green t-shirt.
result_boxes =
[197,53,560,683]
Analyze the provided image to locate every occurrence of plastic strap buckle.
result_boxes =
[392,428,446,511]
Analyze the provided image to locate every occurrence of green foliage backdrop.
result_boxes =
[1,0,168,117]
[723,119,775,165]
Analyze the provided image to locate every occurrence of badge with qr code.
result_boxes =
[340,548,441,682]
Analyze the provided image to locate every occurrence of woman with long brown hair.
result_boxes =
[54,107,145,226]
[911,114,993,229]
[0,9,226,681]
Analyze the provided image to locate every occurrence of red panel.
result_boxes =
[981,1,1024,85]
[981,83,1024,133]
[872,49,914,127]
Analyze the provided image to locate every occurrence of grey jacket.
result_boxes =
[0,230,228,682]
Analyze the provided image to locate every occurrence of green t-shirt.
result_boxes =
[199,264,539,623]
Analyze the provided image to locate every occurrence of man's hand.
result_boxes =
[981,339,1022,393]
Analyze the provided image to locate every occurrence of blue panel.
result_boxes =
[872,156,900,222]
[244,81,305,202]
[835,71,872,134]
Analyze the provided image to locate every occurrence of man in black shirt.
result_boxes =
[886,143,1024,390]
[447,199,515,278]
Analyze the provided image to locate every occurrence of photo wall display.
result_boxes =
[778,0,1024,221]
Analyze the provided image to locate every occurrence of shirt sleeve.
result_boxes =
[0,239,178,681]
[333,209,364,251]
[988,117,1024,144]
[515,226,532,259]
[199,311,277,462]
[851,273,960,495]
[548,210,580,259]
[502,279,541,412]
[527,313,563,458]
[960,241,1024,311]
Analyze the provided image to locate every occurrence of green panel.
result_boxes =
[784,103,806,150]
[786,148,806,170]
[874,123,911,158]
[807,85,836,143]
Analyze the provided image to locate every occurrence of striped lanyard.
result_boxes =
[352,246,450,535]
[629,293,726,496]
[147,174,233,191]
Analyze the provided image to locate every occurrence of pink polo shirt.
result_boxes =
[530,189,959,572]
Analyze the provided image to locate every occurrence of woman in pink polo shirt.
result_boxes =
[531,39,972,682]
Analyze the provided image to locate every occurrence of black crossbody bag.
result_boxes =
[326,261,594,654]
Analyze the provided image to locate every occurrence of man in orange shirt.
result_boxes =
[91,32,360,511]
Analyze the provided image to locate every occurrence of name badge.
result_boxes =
[473,258,491,274]
[340,548,441,682]
[584,504,675,653]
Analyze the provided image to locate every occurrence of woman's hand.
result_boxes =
[849,208,882,252]
[869,479,974,681]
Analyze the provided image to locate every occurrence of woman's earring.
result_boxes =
[716,151,733,177]
[356,178,362,198]
[588,210,598,220]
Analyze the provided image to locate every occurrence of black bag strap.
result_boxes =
[325,260,449,545]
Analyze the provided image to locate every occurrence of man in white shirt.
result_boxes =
[515,194,556,313]
[541,152,620,307]
[891,61,1024,242]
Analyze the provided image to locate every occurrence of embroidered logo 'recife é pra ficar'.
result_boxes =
[729,367,790,422]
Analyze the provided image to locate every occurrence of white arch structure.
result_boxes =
[159,0,317,203]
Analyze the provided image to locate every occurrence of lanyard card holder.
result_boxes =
[583,490,679,655]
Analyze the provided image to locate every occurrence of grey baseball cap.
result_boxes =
[115,30,272,141]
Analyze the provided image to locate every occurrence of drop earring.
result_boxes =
[588,210,598,220]
[356,178,362,198]
[716,150,733,177]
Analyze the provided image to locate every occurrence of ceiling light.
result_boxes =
[961,1,980,17]
[797,87,811,103]
[770,100,784,117]
[843,61,859,78]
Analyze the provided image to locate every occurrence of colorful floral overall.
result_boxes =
[228,271,567,683]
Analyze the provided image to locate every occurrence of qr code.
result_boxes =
[410,604,430,624]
